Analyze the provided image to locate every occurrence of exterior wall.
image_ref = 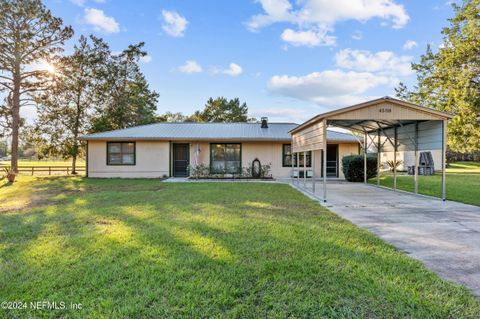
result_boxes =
[87,140,360,179]
[292,120,325,153]
[329,101,445,121]
[88,141,169,178]
[188,141,292,178]
[380,150,442,171]
[373,120,443,171]
[338,143,361,179]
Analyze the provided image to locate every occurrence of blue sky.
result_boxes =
[41,0,457,124]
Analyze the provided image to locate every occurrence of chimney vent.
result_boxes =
[261,117,268,128]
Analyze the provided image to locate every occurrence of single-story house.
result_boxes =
[80,97,450,181]
[80,120,360,179]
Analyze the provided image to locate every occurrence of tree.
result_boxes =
[0,0,73,172]
[90,43,159,132]
[396,1,480,153]
[194,97,255,122]
[33,35,109,173]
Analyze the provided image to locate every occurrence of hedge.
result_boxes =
[342,155,377,182]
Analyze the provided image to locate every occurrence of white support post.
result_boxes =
[296,152,300,185]
[393,126,397,191]
[303,151,307,189]
[291,149,295,184]
[322,120,327,202]
[364,132,367,184]
[414,122,419,194]
[312,150,316,193]
[377,130,380,186]
[442,120,447,201]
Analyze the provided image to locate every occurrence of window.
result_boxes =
[282,144,311,167]
[107,142,135,165]
[210,143,241,174]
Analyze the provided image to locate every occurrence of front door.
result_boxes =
[173,144,189,177]
[326,144,338,177]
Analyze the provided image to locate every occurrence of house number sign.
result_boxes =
[379,107,392,113]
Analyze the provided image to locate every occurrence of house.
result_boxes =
[80,97,451,182]
[80,118,360,179]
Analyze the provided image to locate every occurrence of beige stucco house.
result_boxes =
[81,120,360,179]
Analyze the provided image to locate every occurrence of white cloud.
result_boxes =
[247,0,409,47]
[402,40,418,50]
[267,69,396,105]
[251,107,308,123]
[352,30,363,40]
[84,8,120,33]
[281,28,335,47]
[335,49,413,76]
[223,63,243,77]
[140,55,152,63]
[70,0,85,6]
[178,60,202,74]
[161,10,188,37]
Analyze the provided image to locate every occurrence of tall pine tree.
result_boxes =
[0,0,73,172]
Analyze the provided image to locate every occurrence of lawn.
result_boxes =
[1,177,479,318]
[370,162,480,206]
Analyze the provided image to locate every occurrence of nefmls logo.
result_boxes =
[30,301,66,310]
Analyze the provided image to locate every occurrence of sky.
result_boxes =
[37,0,458,124]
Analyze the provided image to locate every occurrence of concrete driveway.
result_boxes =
[302,181,480,297]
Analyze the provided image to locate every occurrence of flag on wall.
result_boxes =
[193,143,200,166]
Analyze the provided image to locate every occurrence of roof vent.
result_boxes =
[261,117,268,128]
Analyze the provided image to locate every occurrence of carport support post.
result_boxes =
[296,152,300,185]
[394,126,397,191]
[291,151,295,184]
[312,150,316,193]
[322,120,327,202]
[363,132,367,184]
[414,122,419,194]
[303,151,307,188]
[442,120,447,201]
[376,130,380,186]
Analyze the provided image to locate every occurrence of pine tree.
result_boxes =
[0,0,73,172]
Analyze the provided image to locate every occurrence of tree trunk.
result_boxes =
[10,62,21,174]
[71,154,77,175]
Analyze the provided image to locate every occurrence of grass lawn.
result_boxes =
[1,177,479,318]
[370,162,480,206]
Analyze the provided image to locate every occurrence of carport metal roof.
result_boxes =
[289,96,454,202]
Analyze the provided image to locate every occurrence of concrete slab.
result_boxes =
[292,181,480,297]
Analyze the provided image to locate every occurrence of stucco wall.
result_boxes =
[88,141,170,178]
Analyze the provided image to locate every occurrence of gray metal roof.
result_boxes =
[80,122,358,142]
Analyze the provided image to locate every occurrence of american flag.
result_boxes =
[193,143,200,166]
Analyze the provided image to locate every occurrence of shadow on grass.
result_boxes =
[1,179,479,318]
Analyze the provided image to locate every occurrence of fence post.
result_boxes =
[49,167,51,175]
[67,167,69,175]
[32,167,34,175]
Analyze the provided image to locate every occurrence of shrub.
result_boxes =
[342,155,377,182]
[242,162,272,178]
[188,163,210,179]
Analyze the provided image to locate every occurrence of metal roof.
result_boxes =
[290,96,454,134]
[80,122,358,143]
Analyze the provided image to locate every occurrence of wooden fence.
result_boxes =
[0,165,86,175]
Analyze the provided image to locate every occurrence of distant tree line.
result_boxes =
[0,0,254,174]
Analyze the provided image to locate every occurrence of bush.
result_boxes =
[342,155,377,182]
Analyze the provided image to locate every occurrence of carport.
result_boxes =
[289,97,454,202]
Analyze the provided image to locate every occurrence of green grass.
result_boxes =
[370,162,480,206]
[0,159,85,166]
[1,177,479,318]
